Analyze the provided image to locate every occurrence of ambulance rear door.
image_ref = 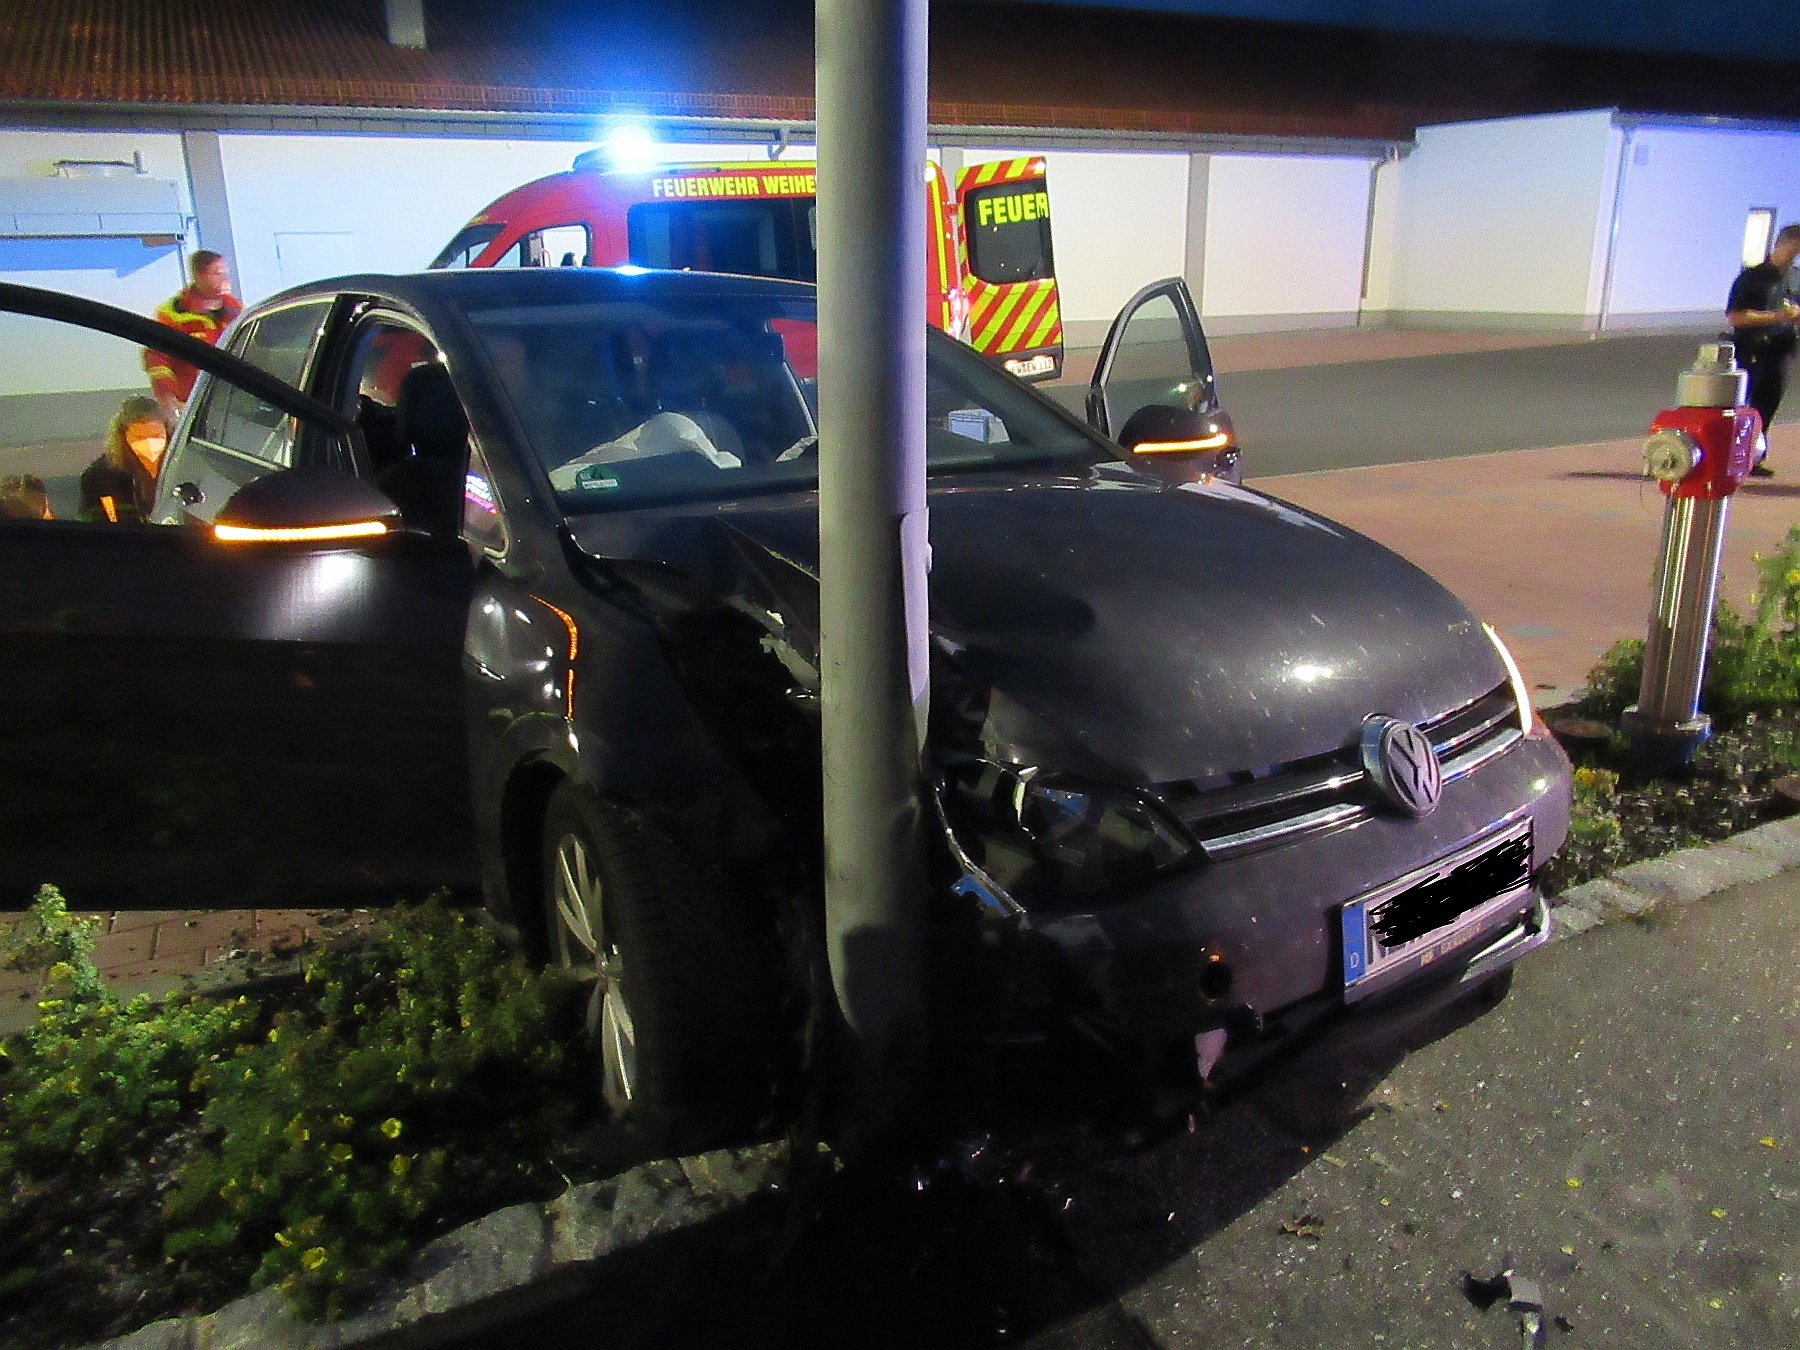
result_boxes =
[955,158,1063,380]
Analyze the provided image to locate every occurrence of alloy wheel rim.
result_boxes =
[552,831,636,1106]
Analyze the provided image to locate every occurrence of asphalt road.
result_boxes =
[460,873,1799,1349]
[1218,332,1721,478]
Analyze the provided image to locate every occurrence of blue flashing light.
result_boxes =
[603,122,658,175]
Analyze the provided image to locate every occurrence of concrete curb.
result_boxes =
[1545,813,1800,943]
[96,1142,788,1350]
[86,815,1800,1350]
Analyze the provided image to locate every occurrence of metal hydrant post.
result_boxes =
[1622,342,1762,769]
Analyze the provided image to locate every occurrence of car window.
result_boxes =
[463,292,1106,512]
[523,225,591,268]
[431,222,505,270]
[462,438,509,555]
[964,179,1055,285]
[1098,286,1215,436]
[236,301,328,385]
[183,301,331,470]
[342,318,472,537]
[627,201,817,281]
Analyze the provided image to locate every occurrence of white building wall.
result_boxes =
[217,134,597,304]
[1384,109,1617,325]
[1199,153,1372,331]
[1362,153,1402,313]
[0,129,195,395]
[966,147,1190,345]
[1604,124,1800,323]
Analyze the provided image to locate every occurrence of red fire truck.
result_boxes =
[431,153,1064,379]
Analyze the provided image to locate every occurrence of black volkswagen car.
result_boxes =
[0,268,1568,1132]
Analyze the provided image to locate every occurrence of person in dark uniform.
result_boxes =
[1726,222,1800,477]
[80,395,169,523]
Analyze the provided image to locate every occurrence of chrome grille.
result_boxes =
[1161,684,1523,862]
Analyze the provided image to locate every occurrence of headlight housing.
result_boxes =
[941,760,1194,907]
[1482,622,1536,736]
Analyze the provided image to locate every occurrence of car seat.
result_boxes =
[649,330,745,461]
[379,362,469,539]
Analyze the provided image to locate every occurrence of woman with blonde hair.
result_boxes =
[80,394,169,523]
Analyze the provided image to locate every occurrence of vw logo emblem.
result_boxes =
[1360,716,1442,818]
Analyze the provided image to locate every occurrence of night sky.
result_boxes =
[1013,0,1798,62]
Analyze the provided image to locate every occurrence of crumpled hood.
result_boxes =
[567,474,1506,784]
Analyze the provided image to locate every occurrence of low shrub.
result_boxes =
[1544,766,1625,891]
[1581,524,1800,726]
[0,890,592,1346]
[1542,707,1800,895]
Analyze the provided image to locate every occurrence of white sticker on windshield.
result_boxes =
[946,408,1010,443]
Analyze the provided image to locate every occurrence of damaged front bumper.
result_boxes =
[929,732,1567,1086]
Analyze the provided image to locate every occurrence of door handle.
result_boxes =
[174,482,203,506]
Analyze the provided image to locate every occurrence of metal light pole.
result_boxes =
[815,0,932,1144]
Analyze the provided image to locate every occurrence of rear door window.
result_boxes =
[184,301,331,468]
[964,180,1054,285]
[163,300,334,519]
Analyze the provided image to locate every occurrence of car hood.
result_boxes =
[566,473,1506,784]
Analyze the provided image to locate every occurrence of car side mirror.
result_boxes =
[212,467,405,544]
[1115,404,1240,483]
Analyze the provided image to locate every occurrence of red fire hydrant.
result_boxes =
[1623,342,1762,768]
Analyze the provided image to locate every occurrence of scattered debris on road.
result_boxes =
[1278,1214,1325,1241]
[1461,1269,1548,1347]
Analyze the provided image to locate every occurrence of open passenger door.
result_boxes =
[0,284,473,908]
[1088,277,1239,483]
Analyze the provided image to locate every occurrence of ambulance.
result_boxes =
[431,152,1064,379]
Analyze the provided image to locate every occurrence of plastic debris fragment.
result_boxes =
[1462,1270,1547,1347]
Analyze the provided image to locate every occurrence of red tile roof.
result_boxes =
[1,1,1796,141]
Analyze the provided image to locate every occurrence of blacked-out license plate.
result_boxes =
[1341,820,1533,994]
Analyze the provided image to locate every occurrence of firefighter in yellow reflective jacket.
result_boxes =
[144,250,241,422]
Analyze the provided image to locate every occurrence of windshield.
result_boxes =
[431,223,504,270]
[465,293,1106,511]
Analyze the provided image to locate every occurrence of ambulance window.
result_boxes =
[964,181,1054,285]
[431,223,504,270]
[626,201,816,282]
[530,224,590,267]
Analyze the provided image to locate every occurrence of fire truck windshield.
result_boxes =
[432,223,504,270]
[464,292,1102,510]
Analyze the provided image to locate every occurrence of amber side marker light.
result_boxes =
[213,520,390,544]
[532,596,581,719]
[1132,431,1233,454]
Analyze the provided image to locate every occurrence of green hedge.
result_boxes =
[0,889,588,1341]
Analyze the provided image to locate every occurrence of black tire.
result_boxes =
[541,782,774,1140]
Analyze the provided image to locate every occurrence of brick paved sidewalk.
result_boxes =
[1252,421,1800,696]
[0,906,373,1035]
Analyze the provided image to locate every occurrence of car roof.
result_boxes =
[255,266,817,316]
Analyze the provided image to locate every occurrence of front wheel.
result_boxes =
[541,783,774,1140]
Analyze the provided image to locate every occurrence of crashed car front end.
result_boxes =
[916,476,1573,1085]
[932,679,1568,1083]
